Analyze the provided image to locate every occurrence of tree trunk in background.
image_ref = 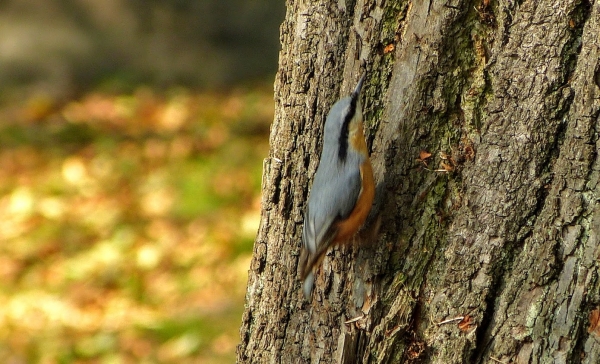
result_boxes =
[238,0,600,362]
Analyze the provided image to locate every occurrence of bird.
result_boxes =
[299,73,375,299]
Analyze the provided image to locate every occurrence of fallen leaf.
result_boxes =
[588,308,600,335]
[440,161,454,172]
[419,150,432,160]
[458,315,473,332]
[417,150,432,167]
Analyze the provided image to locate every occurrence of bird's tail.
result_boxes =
[302,271,314,300]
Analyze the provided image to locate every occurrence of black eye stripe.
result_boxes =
[337,96,358,162]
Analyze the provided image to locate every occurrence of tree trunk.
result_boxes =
[238,0,600,362]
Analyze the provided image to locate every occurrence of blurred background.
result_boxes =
[0,1,284,363]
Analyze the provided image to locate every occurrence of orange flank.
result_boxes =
[333,119,374,243]
[334,159,375,243]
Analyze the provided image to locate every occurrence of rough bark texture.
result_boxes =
[238,0,600,363]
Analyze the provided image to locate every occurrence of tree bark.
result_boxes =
[238,0,600,363]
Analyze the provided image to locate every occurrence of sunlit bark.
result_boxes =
[239,0,600,362]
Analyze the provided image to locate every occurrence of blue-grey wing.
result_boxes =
[302,164,362,255]
[300,165,361,299]
[300,158,362,299]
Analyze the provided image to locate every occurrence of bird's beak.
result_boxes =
[352,72,366,98]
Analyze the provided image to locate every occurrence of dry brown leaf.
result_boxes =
[458,315,473,332]
[588,308,600,335]
[419,150,432,160]
[417,150,432,167]
[440,161,454,172]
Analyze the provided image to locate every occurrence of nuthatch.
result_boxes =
[299,74,375,299]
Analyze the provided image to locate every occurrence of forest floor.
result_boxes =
[0,83,272,363]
